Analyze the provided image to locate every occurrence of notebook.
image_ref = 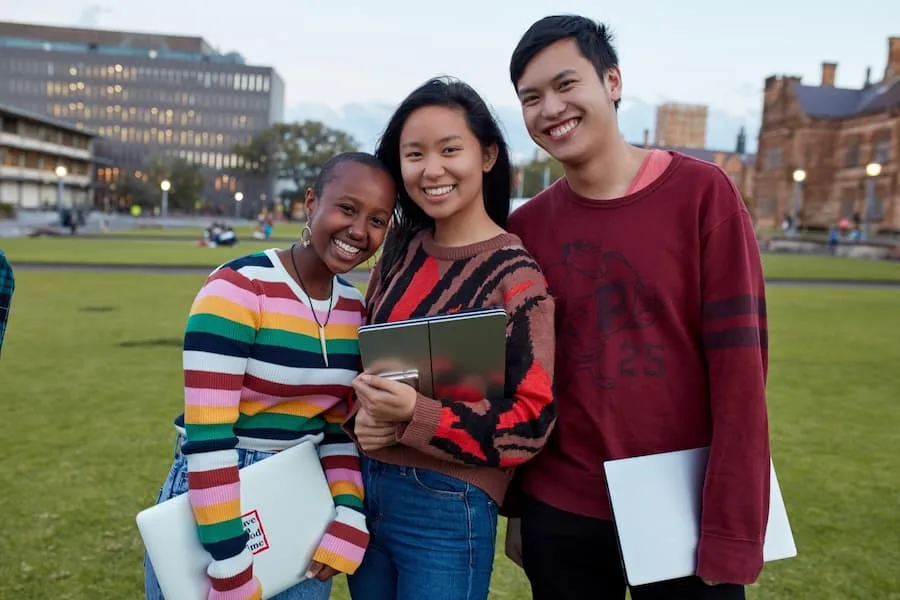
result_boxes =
[136,440,336,600]
[357,307,507,399]
[604,446,797,586]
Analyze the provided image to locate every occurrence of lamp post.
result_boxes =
[54,165,67,225]
[790,169,806,237]
[160,179,171,220]
[234,192,244,219]
[863,162,882,241]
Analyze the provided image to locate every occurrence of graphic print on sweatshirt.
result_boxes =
[544,239,664,391]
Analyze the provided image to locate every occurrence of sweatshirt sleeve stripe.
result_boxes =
[696,206,770,585]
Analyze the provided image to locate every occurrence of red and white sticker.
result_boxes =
[242,509,270,555]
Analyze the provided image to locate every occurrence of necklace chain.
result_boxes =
[289,243,334,365]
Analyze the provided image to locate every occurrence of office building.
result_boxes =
[654,103,707,149]
[0,21,285,209]
[0,103,97,210]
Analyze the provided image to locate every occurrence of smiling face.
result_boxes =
[304,161,396,274]
[398,105,497,224]
[516,38,622,166]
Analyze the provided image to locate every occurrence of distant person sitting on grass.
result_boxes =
[143,151,397,600]
[0,249,13,357]
[199,222,239,248]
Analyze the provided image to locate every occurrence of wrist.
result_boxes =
[401,386,417,421]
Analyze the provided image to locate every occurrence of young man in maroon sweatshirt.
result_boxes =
[503,15,771,600]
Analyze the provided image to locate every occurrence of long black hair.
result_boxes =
[375,76,513,287]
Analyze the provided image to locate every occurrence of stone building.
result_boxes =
[754,37,900,232]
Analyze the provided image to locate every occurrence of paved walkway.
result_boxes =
[11,262,900,288]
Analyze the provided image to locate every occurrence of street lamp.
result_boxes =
[234,191,244,218]
[54,165,68,226]
[160,179,171,220]
[790,169,806,237]
[862,162,882,241]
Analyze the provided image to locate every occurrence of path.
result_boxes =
[11,262,900,288]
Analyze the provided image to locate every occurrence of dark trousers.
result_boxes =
[520,497,746,600]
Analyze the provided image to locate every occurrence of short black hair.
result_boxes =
[509,15,621,109]
[312,151,391,197]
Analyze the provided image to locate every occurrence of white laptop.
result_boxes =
[604,447,797,587]
[137,440,336,600]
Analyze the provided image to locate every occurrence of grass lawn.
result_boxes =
[118,222,306,240]
[1,272,899,599]
[0,237,378,271]
[761,254,900,282]
[1,236,899,281]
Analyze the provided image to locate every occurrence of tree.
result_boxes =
[518,158,565,197]
[231,121,359,199]
[117,156,205,212]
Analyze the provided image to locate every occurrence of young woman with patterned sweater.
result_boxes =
[344,78,557,600]
[143,152,396,600]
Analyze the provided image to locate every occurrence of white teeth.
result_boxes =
[549,119,579,138]
[333,238,360,254]
[424,185,455,196]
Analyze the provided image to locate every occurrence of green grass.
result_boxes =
[0,238,378,271]
[761,254,900,281]
[1,236,899,281]
[1,272,899,599]
[118,222,306,240]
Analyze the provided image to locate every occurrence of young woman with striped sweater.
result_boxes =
[345,78,557,600]
[143,152,396,600]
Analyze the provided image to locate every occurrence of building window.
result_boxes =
[764,148,782,169]
[845,144,860,167]
[874,135,891,164]
[840,197,855,218]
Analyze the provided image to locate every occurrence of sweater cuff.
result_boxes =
[696,532,764,584]
[311,507,370,575]
[206,549,262,599]
[396,393,442,449]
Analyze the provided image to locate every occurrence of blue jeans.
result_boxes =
[348,458,498,600]
[143,435,332,600]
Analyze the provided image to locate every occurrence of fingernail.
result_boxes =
[305,570,314,579]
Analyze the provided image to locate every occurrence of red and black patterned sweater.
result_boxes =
[345,230,556,503]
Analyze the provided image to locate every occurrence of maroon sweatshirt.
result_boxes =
[507,152,771,585]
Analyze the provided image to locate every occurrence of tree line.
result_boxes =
[116,120,562,212]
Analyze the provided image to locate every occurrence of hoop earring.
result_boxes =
[300,225,312,248]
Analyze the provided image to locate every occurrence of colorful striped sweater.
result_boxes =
[175,249,369,600]
[346,231,557,504]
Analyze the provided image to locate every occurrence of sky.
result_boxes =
[2,0,898,133]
